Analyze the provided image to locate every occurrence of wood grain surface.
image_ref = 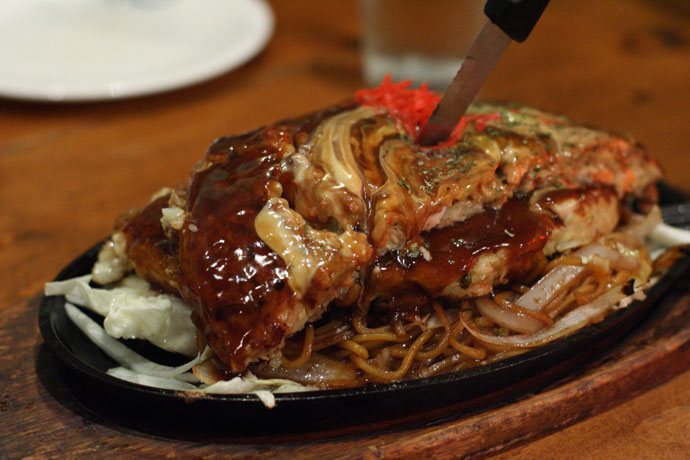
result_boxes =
[1,0,689,458]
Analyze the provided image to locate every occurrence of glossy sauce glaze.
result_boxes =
[368,197,558,313]
[175,106,351,372]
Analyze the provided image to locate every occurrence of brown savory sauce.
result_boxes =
[175,105,352,372]
[178,128,295,372]
[369,197,557,307]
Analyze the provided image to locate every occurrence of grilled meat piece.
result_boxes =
[94,101,661,372]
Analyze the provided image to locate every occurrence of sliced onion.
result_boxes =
[252,391,276,408]
[516,265,586,312]
[621,205,662,241]
[650,222,690,246]
[251,353,357,388]
[577,243,638,272]
[463,283,644,348]
[475,297,544,333]
[516,241,639,312]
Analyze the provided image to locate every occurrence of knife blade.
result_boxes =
[417,0,550,147]
[416,20,510,146]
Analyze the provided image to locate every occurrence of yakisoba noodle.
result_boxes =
[248,231,659,388]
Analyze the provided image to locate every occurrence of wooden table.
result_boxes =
[1,0,689,458]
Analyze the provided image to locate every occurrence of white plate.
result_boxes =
[0,0,274,102]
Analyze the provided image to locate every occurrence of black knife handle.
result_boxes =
[484,0,550,42]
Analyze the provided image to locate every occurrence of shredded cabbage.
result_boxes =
[63,303,205,378]
[56,302,316,409]
[107,367,199,392]
[46,275,196,356]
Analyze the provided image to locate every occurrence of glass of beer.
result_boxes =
[360,0,486,89]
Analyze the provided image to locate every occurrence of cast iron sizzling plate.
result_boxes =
[39,236,690,433]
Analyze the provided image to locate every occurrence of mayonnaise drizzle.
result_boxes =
[255,197,370,297]
[308,106,378,197]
